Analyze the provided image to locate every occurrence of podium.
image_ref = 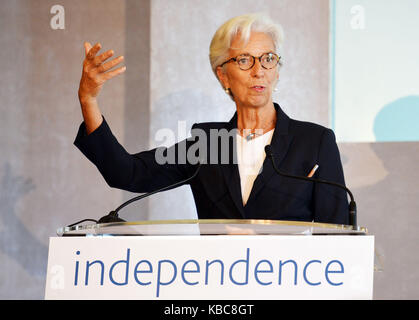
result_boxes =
[45,219,374,300]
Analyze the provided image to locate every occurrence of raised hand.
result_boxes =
[78,42,126,134]
[79,42,125,102]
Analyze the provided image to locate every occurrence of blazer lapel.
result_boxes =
[246,104,293,205]
[220,112,246,217]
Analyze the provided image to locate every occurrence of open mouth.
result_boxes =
[251,86,266,92]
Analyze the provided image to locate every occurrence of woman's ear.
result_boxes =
[216,66,230,90]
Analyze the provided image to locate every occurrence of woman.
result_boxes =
[75,14,349,225]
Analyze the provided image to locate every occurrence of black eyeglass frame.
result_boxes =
[219,52,281,71]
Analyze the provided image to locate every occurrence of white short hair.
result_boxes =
[209,13,284,79]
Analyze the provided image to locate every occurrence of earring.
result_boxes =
[225,88,230,94]
[274,87,278,92]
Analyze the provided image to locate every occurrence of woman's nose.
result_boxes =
[250,59,264,77]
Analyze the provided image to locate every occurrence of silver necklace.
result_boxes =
[245,132,262,141]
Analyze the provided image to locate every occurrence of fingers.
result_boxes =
[93,49,115,66]
[81,41,126,85]
[84,42,92,56]
[102,65,126,81]
[86,42,102,60]
[83,42,120,67]
[98,55,124,73]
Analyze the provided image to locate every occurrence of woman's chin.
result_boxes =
[240,95,272,109]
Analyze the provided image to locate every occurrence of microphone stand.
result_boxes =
[97,163,202,223]
[264,145,358,229]
[67,163,202,227]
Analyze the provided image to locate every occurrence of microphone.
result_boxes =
[97,162,203,223]
[67,162,202,227]
[264,145,357,229]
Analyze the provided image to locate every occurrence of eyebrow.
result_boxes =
[236,51,275,57]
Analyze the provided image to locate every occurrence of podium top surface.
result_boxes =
[58,219,367,236]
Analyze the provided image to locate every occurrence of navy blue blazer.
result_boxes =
[74,103,349,225]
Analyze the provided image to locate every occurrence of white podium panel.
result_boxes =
[45,234,374,300]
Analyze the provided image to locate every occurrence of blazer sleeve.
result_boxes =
[74,117,193,193]
[312,128,350,225]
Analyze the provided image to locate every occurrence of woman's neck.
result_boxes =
[236,102,277,137]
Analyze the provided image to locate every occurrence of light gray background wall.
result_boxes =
[0,0,417,299]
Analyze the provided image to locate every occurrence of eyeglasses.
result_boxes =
[220,52,281,71]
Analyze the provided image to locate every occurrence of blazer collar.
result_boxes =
[221,103,294,217]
